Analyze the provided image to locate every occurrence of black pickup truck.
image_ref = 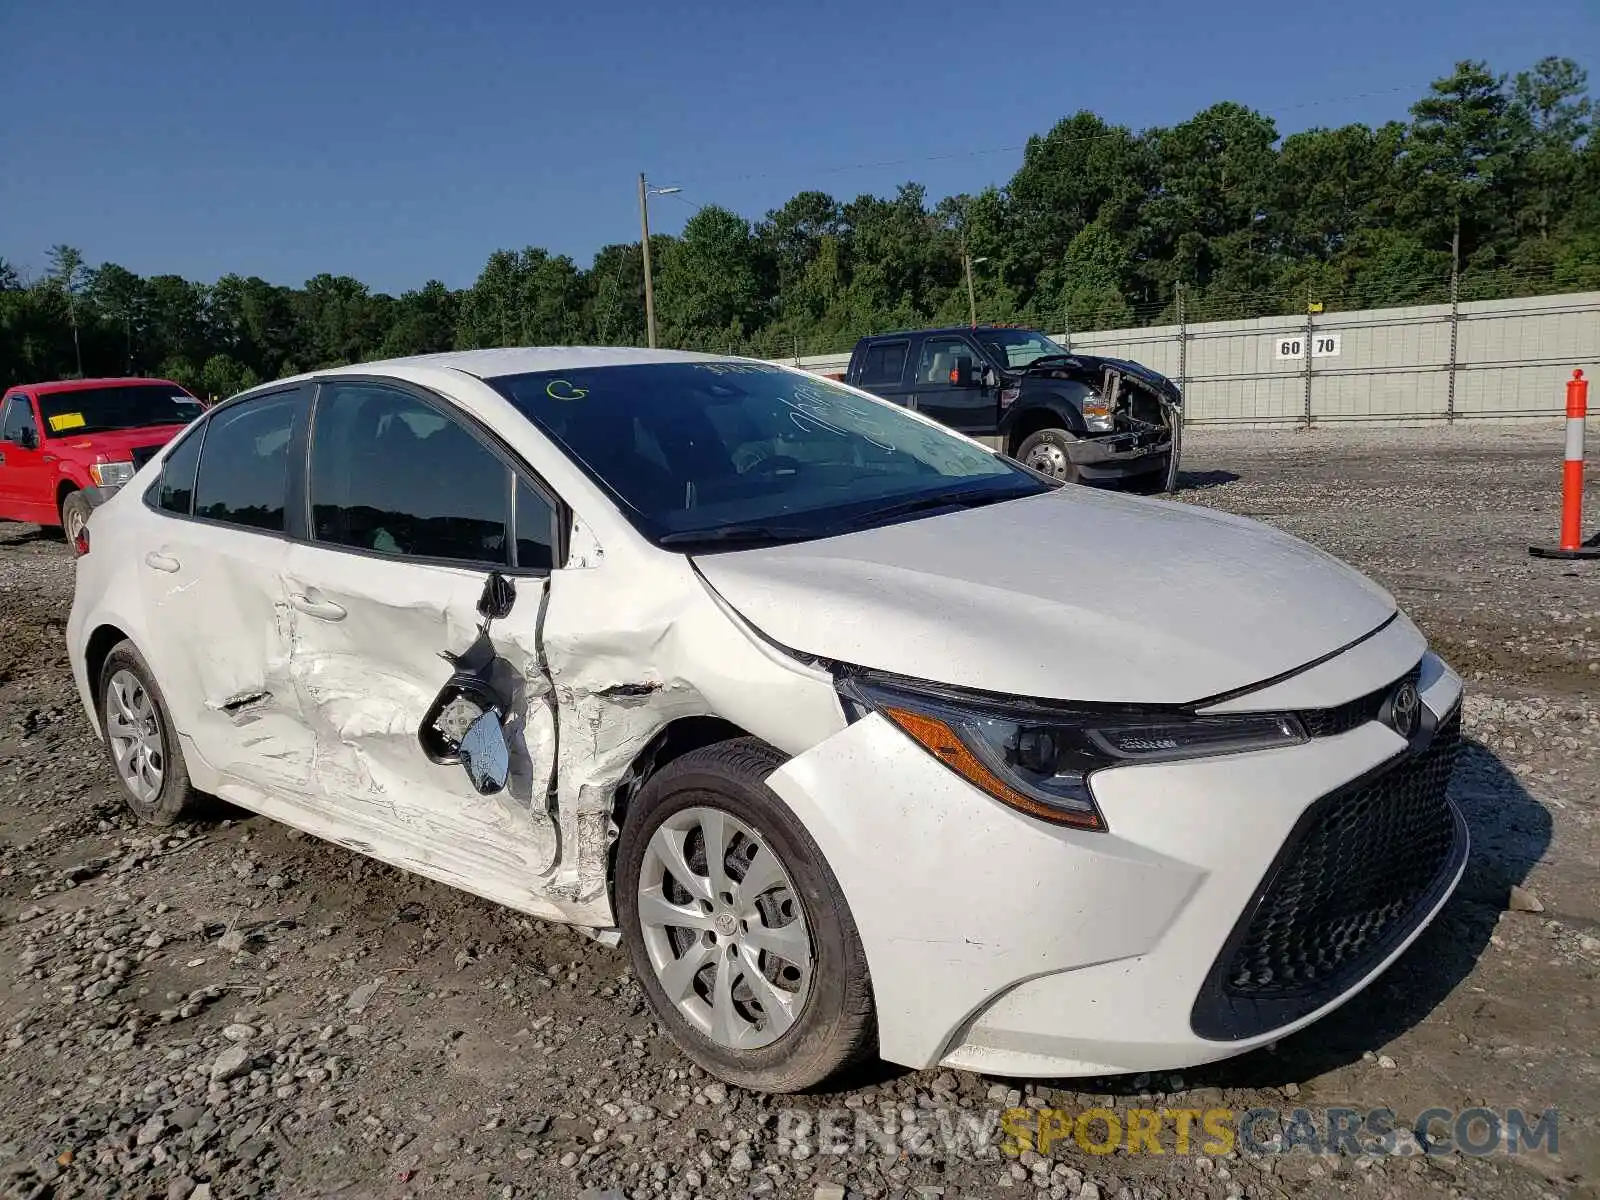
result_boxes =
[843,326,1181,488]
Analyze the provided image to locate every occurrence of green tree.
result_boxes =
[655,205,766,348]
[588,242,649,346]
[380,280,458,357]
[456,250,523,349]
[1405,60,1523,265]
[88,263,146,372]
[1512,57,1592,241]
[46,244,86,376]
[1007,112,1148,302]
[1144,103,1280,302]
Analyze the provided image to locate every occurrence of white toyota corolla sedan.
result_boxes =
[66,348,1466,1092]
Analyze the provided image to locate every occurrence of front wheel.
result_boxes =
[616,738,876,1092]
[61,491,92,551]
[1015,427,1082,483]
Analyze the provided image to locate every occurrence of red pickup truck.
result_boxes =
[0,378,205,546]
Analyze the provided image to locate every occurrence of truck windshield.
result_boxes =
[490,362,1048,548]
[975,329,1069,369]
[37,384,203,437]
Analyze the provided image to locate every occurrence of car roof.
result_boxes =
[299,346,730,384]
[9,377,189,395]
[860,326,1049,341]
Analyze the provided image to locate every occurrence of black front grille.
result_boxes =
[1191,706,1465,1040]
[129,444,163,470]
[1298,662,1422,738]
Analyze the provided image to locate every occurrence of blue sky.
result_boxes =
[2,0,1594,294]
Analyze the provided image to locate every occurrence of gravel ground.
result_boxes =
[1,423,1597,1200]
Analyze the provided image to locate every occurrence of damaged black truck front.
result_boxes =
[843,326,1182,489]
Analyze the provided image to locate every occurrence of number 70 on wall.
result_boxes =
[1275,334,1342,359]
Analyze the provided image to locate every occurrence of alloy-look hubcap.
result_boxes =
[106,669,164,804]
[637,806,813,1050]
[1025,442,1070,478]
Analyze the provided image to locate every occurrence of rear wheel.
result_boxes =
[1016,427,1082,483]
[60,491,91,550]
[98,641,204,826]
[617,738,876,1092]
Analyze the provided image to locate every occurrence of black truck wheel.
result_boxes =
[1016,428,1082,483]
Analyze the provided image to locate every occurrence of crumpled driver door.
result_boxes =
[277,541,561,913]
[264,375,564,916]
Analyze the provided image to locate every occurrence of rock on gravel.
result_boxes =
[210,1042,252,1082]
[1509,884,1545,912]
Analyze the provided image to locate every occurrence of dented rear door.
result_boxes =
[271,379,564,913]
[135,386,314,785]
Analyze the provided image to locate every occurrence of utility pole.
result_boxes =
[637,175,683,349]
[964,251,977,329]
[638,173,657,349]
[962,245,988,329]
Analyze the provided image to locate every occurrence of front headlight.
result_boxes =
[1081,397,1115,433]
[90,459,135,488]
[840,673,1306,831]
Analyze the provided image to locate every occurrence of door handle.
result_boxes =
[143,551,180,573]
[289,593,347,622]
[0,450,6,464]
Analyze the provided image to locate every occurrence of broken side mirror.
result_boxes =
[981,365,1000,390]
[458,709,510,795]
[948,356,976,388]
[478,570,516,625]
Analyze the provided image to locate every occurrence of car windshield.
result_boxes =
[37,384,203,437]
[489,362,1049,547]
[975,329,1069,369]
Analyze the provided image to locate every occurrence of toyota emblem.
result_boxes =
[1389,680,1421,739]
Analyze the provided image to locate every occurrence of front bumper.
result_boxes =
[1069,428,1171,481]
[765,652,1464,1077]
[81,484,121,509]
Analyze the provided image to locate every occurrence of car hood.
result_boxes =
[692,487,1397,705]
[48,424,188,461]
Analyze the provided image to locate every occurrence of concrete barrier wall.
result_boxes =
[780,290,1600,427]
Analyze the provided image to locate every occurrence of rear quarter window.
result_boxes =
[857,341,909,387]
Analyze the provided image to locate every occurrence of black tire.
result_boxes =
[60,491,92,550]
[1015,427,1083,483]
[616,738,877,1093]
[97,640,204,826]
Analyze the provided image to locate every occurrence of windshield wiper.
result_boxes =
[658,523,822,548]
[838,486,1038,532]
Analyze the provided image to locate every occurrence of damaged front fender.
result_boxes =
[537,543,847,920]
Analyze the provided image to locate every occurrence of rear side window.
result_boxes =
[155,428,204,515]
[857,341,908,387]
[192,392,305,532]
[310,382,511,566]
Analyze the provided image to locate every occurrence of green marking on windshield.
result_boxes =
[545,379,588,401]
